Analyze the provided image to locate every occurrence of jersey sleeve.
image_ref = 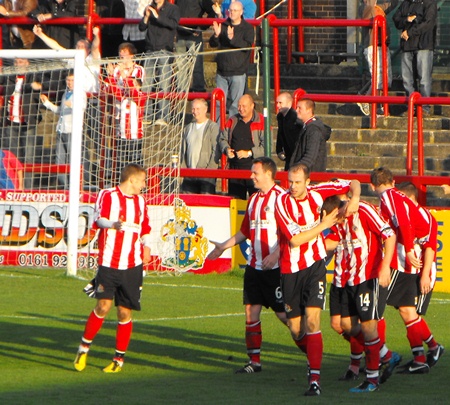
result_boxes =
[275,193,301,240]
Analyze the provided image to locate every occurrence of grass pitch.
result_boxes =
[0,267,449,404]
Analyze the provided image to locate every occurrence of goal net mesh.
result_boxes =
[0,47,198,279]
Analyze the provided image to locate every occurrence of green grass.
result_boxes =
[0,267,449,404]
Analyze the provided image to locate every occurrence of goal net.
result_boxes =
[0,47,197,279]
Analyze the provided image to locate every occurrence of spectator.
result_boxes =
[209,1,254,118]
[105,76,146,183]
[33,25,101,94]
[213,0,257,20]
[180,98,220,194]
[0,0,38,49]
[289,98,331,172]
[122,0,147,54]
[218,94,264,199]
[0,149,24,189]
[393,0,438,116]
[40,71,87,188]
[0,57,43,165]
[275,92,300,170]
[357,0,398,116]
[32,0,80,49]
[95,0,126,58]
[139,0,180,126]
[175,0,216,92]
[107,42,145,87]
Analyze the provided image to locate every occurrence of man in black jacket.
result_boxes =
[139,0,180,125]
[275,92,300,171]
[393,0,437,116]
[289,99,331,172]
[209,1,254,118]
[175,0,216,92]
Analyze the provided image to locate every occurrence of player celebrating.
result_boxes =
[396,182,444,369]
[370,167,440,374]
[323,194,398,392]
[207,157,288,373]
[274,163,361,396]
[74,164,151,373]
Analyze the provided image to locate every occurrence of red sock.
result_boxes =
[116,319,133,354]
[307,332,323,383]
[406,317,426,363]
[82,310,105,343]
[349,333,364,373]
[377,318,387,345]
[294,333,307,354]
[245,321,262,364]
[419,318,437,350]
[365,337,381,384]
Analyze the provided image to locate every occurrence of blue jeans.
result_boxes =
[216,73,246,119]
[144,51,173,120]
[401,50,433,112]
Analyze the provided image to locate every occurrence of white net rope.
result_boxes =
[0,47,198,279]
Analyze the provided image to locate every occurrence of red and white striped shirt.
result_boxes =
[417,204,438,287]
[379,188,429,274]
[327,201,394,287]
[275,180,352,274]
[240,184,284,270]
[95,186,151,270]
[8,76,25,123]
[113,63,145,86]
[119,87,146,139]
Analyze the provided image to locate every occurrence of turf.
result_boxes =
[0,267,448,404]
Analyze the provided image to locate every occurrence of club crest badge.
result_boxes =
[159,198,209,272]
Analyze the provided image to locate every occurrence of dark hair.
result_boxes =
[321,195,343,216]
[370,167,393,187]
[118,42,137,56]
[252,156,277,180]
[120,164,146,183]
[396,181,418,200]
[289,163,310,179]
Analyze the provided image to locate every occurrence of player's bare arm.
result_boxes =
[345,180,361,215]
[261,247,279,270]
[379,233,396,288]
[207,231,247,260]
[289,207,338,248]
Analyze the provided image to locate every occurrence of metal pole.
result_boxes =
[262,18,271,157]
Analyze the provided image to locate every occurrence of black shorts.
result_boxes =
[281,259,327,319]
[95,265,143,311]
[416,290,432,315]
[243,265,284,313]
[344,279,382,323]
[386,270,419,309]
[329,284,346,317]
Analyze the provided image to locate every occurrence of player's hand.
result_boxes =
[143,246,151,264]
[207,241,225,260]
[419,273,431,295]
[321,207,339,229]
[212,21,221,37]
[261,251,279,270]
[378,264,391,288]
[406,250,421,269]
[112,220,123,230]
